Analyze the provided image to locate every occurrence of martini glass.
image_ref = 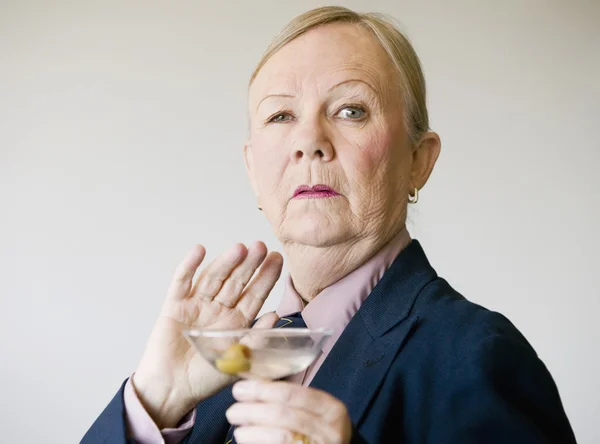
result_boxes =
[183,327,332,444]
[183,327,332,380]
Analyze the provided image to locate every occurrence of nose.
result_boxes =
[292,144,334,162]
[290,119,335,163]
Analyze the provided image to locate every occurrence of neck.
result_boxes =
[283,225,410,302]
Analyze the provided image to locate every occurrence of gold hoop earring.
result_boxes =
[408,187,419,204]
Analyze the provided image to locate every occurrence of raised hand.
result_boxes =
[133,242,283,428]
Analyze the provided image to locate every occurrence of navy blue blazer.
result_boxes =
[83,240,576,443]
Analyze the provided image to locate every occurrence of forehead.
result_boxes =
[249,22,397,103]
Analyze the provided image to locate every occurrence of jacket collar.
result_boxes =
[309,240,437,426]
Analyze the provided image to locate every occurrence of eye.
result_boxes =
[336,105,367,120]
[267,112,293,123]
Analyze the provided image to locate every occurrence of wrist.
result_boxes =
[131,371,194,429]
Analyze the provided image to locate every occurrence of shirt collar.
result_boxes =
[275,227,412,356]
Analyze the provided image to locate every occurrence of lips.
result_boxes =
[293,184,340,199]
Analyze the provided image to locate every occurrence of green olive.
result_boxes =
[215,343,252,375]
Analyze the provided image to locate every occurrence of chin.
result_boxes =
[279,213,353,247]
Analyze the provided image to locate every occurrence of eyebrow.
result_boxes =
[256,79,378,111]
[257,93,295,111]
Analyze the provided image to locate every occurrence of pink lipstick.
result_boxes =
[293,184,340,199]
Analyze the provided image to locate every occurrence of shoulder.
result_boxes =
[410,276,535,357]
[392,274,568,416]
[385,274,550,390]
[386,277,576,443]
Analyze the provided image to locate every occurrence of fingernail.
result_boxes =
[225,404,239,422]
[233,427,247,441]
[232,380,254,398]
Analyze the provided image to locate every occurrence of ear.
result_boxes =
[243,141,259,196]
[410,131,441,191]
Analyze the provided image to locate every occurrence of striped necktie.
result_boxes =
[224,312,306,444]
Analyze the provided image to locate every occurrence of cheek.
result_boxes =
[250,132,290,196]
[347,130,395,181]
[342,127,411,205]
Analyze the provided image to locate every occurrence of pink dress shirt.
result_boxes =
[124,228,411,443]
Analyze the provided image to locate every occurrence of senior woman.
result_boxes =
[84,6,575,444]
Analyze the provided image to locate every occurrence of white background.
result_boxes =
[1,1,598,442]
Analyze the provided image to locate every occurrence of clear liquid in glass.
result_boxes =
[210,348,319,380]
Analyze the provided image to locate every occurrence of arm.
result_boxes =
[427,334,576,444]
[124,377,195,444]
[81,377,195,444]
[81,378,234,444]
[80,379,129,444]
[81,243,282,443]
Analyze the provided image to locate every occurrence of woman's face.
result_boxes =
[245,23,438,248]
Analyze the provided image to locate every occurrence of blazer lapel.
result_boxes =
[309,240,436,426]
[309,314,419,425]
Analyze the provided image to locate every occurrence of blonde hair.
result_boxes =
[249,6,429,143]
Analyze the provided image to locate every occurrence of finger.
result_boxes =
[236,252,283,320]
[232,380,346,421]
[226,402,323,440]
[233,426,300,444]
[252,311,280,329]
[213,241,267,307]
[240,312,280,350]
[167,244,206,301]
[191,243,248,301]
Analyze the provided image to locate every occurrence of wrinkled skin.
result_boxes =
[133,21,440,443]
[233,22,440,443]
[244,22,440,300]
